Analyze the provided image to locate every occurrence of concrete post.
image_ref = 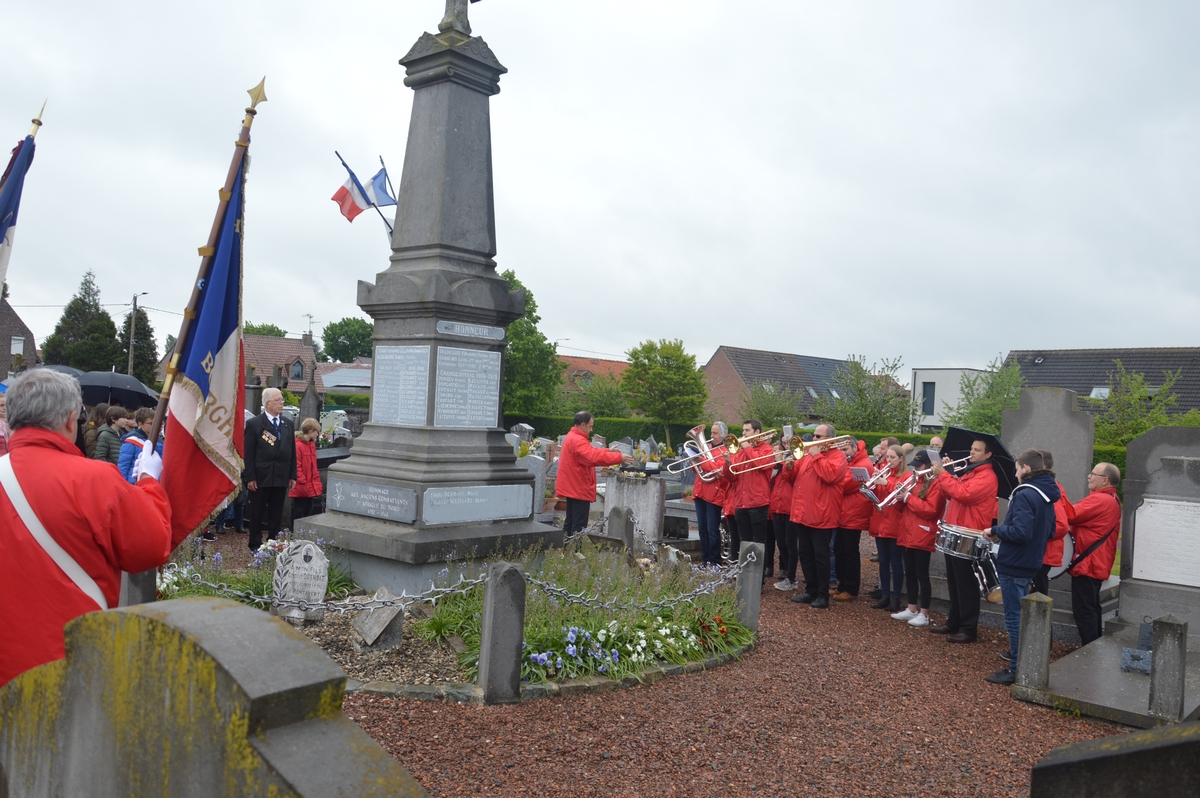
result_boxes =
[1016,592,1055,690]
[118,570,157,607]
[1149,614,1188,722]
[477,562,525,705]
[607,505,634,551]
[735,542,765,633]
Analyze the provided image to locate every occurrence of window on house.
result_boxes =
[290,361,303,380]
[806,387,818,399]
[11,336,23,356]
[830,389,840,399]
[921,382,936,416]
[1089,387,1110,400]
[761,383,774,393]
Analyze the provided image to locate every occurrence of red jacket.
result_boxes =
[873,471,907,539]
[289,438,323,499]
[723,441,773,509]
[1044,481,1075,567]
[769,464,796,516]
[791,448,848,529]
[900,477,944,552]
[839,443,874,530]
[556,427,623,502]
[721,476,737,517]
[935,462,999,531]
[692,456,726,506]
[1068,487,1121,580]
[0,428,173,687]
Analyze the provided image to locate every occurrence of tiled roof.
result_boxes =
[713,346,849,413]
[242,334,320,394]
[1006,348,1200,412]
[560,355,628,390]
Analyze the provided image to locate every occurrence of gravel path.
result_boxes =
[344,585,1124,797]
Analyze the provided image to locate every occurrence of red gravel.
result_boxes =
[344,585,1124,797]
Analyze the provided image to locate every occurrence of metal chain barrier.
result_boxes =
[563,514,607,545]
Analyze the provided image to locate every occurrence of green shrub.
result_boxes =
[503,414,696,444]
[326,393,370,409]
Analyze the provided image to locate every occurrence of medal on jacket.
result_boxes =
[263,430,277,446]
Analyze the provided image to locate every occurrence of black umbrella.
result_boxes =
[940,426,1018,500]
[76,371,159,409]
[36,364,86,378]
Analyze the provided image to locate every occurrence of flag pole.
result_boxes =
[335,150,392,235]
[28,101,45,138]
[379,155,396,200]
[149,78,266,445]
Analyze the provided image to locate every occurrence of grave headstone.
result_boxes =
[504,432,521,456]
[477,562,525,705]
[605,472,665,550]
[510,422,534,441]
[517,454,546,516]
[273,541,330,623]
[591,434,607,447]
[609,440,634,457]
[299,361,321,426]
[352,586,406,651]
[645,436,659,457]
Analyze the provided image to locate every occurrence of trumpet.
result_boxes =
[935,455,972,474]
[878,470,922,509]
[667,425,739,482]
[858,464,891,508]
[728,434,853,475]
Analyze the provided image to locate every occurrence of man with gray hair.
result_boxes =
[243,387,297,551]
[0,369,172,687]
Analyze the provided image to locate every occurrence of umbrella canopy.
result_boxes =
[940,426,1018,500]
[36,364,86,378]
[76,371,159,409]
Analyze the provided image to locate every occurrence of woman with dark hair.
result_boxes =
[871,445,908,612]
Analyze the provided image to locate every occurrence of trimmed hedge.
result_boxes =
[503,415,697,446]
[326,393,370,409]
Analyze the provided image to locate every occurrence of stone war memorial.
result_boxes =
[296,0,561,594]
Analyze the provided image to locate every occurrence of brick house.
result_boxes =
[703,345,855,425]
[1006,347,1200,412]
[559,355,628,393]
[0,299,41,378]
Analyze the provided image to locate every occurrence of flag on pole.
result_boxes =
[331,161,395,221]
[161,158,246,545]
[0,135,36,290]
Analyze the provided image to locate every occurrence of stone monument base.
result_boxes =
[1012,626,1200,728]
[1107,579,1200,650]
[295,511,561,596]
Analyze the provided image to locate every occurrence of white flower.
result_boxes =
[608,620,618,632]
[597,629,607,642]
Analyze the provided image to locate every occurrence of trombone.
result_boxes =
[727,433,851,475]
[665,425,739,479]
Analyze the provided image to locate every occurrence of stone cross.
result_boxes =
[439,0,482,36]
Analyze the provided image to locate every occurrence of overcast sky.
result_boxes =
[3,1,1196,386]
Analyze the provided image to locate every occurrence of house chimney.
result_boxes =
[302,332,313,348]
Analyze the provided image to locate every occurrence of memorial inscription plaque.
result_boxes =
[423,484,533,525]
[1132,498,1200,588]
[327,477,418,524]
[433,346,501,428]
[373,345,430,426]
[436,320,505,341]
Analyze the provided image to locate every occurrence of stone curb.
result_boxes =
[346,642,755,705]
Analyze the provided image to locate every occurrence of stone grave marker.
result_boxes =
[273,541,329,623]
[504,432,521,456]
[510,422,534,441]
[518,453,546,516]
[353,586,406,651]
[605,472,665,550]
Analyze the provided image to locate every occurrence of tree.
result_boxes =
[118,307,159,385]
[164,333,177,356]
[41,270,121,372]
[939,356,1025,434]
[810,355,919,433]
[322,317,374,363]
[581,373,629,418]
[499,269,564,416]
[1089,361,1181,446]
[244,321,287,337]
[621,338,707,448]
[738,380,802,431]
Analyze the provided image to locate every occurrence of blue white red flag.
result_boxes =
[331,161,394,221]
[161,158,246,545]
[0,135,36,290]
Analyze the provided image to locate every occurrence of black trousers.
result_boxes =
[563,498,591,534]
[1031,563,1052,597]
[735,506,771,549]
[902,547,932,609]
[248,486,287,550]
[796,525,833,599]
[291,497,316,523]
[1072,575,1105,645]
[725,514,739,561]
[834,528,862,595]
[783,521,800,582]
[944,553,981,635]
[771,513,790,576]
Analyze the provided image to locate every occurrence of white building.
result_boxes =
[910,367,984,433]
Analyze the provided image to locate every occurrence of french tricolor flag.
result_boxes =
[161,157,246,546]
[331,158,395,222]
[0,135,36,291]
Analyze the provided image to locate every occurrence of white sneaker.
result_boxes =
[908,613,930,627]
[774,579,796,591]
[891,608,919,621]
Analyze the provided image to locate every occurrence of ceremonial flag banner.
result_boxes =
[161,158,246,545]
[331,162,394,221]
[0,135,36,290]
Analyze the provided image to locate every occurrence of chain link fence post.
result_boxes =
[478,562,526,705]
[735,542,764,632]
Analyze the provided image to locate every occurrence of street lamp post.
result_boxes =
[127,292,148,376]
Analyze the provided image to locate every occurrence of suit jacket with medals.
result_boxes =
[244,413,297,488]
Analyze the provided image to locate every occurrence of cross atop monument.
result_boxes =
[439,0,482,37]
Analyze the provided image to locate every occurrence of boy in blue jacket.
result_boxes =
[984,449,1060,685]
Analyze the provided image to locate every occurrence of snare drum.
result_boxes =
[973,555,1003,604]
[935,522,991,560]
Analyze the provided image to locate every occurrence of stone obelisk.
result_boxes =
[299,1,561,593]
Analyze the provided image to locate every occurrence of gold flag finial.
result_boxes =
[29,100,46,137]
[247,78,267,109]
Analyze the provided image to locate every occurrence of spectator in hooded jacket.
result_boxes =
[93,406,131,466]
[117,408,164,484]
[556,411,633,533]
[290,418,324,523]
[1070,463,1122,645]
[983,449,1061,685]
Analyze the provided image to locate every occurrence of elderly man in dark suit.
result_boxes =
[244,388,297,552]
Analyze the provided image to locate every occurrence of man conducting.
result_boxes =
[1069,462,1122,645]
[0,369,172,687]
[556,411,633,534]
[928,437,998,644]
[244,387,297,552]
[983,450,1060,685]
[789,424,847,609]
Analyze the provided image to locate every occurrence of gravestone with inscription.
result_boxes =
[296,1,560,595]
[517,454,546,516]
[352,586,406,651]
[272,541,329,623]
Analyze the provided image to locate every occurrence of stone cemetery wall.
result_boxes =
[0,597,427,798]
